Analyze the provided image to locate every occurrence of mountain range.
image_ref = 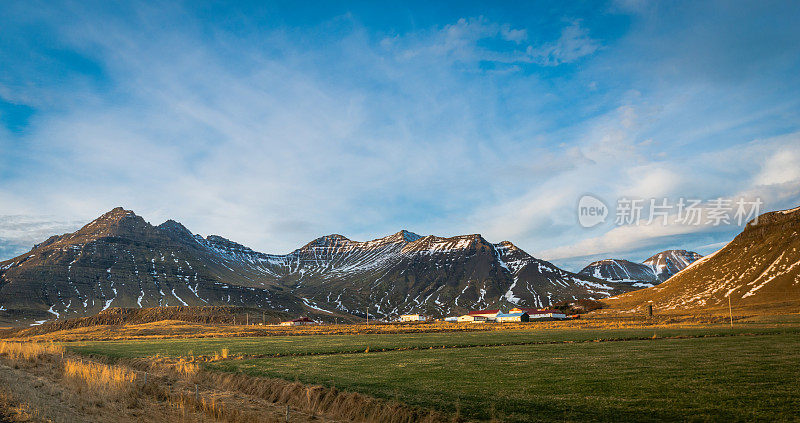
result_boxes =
[0,207,637,325]
[578,250,703,287]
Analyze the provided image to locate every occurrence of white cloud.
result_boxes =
[755,149,800,186]
[0,215,83,259]
[540,217,709,261]
[389,17,531,64]
[621,165,682,199]
[387,17,599,69]
[528,21,600,66]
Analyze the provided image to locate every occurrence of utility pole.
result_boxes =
[728,295,733,328]
[246,313,249,325]
[366,309,369,325]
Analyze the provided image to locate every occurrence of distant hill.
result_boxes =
[0,305,295,339]
[604,206,800,314]
[579,250,702,287]
[0,208,636,325]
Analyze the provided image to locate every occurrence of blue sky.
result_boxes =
[1,0,799,271]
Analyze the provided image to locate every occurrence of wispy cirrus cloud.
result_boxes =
[528,21,600,66]
[384,17,599,69]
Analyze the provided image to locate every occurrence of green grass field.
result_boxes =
[207,333,800,422]
[62,324,800,422]
[63,324,799,359]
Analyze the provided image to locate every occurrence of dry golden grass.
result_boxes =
[211,347,230,361]
[172,358,200,377]
[198,370,449,423]
[127,352,447,421]
[119,353,450,422]
[63,358,138,396]
[0,340,353,422]
[0,340,63,361]
[0,350,220,422]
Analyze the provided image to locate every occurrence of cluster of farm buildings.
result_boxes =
[399,308,568,323]
[276,308,569,326]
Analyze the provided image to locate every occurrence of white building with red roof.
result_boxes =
[467,309,501,319]
[510,308,566,319]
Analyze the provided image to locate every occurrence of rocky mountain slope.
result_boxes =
[0,208,313,325]
[579,250,702,287]
[643,250,703,281]
[604,206,800,313]
[0,208,636,324]
[579,259,660,286]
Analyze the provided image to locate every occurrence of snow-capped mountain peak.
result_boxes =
[580,249,702,286]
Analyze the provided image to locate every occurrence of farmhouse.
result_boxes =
[531,310,567,319]
[509,307,542,314]
[280,317,314,326]
[468,309,500,319]
[457,314,489,322]
[399,314,426,322]
[495,312,529,322]
[510,308,567,320]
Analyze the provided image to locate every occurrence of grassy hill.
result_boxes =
[604,206,800,315]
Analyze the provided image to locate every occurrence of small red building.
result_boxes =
[468,309,500,318]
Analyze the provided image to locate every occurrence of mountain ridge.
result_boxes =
[0,207,636,325]
[579,249,703,287]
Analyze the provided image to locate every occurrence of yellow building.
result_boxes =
[495,312,529,322]
[457,314,488,322]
